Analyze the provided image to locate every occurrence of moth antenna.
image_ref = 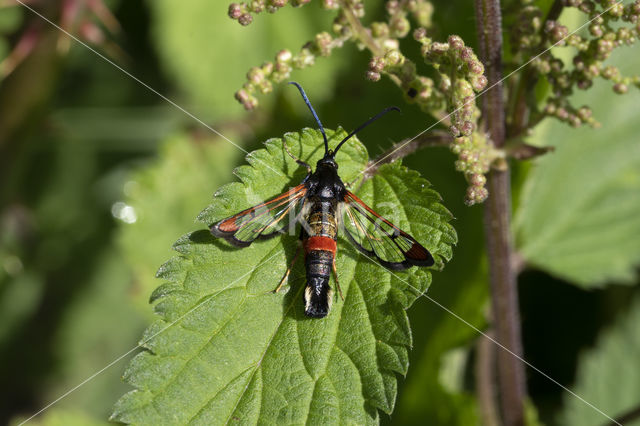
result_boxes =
[332,106,401,156]
[288,81,329,156]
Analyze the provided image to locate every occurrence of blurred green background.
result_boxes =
[1,1,639,425]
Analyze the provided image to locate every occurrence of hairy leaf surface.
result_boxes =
[559,295,640,426]
[515,70,640,287]
[112,128,456,424]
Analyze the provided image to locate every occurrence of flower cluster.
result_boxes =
[411,32,489,204]
[233,0,438,111]
[510,0,640,128]
[413,33,487,134]
[229,0,494,205]
[228,0,317,26]
[451,132,496,205]
[234,32,346,110]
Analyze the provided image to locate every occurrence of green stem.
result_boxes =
[474,1,526,425]
[339,2,383,56]
[363,130,452,180]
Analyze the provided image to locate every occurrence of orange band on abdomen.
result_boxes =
[304,236,337,254]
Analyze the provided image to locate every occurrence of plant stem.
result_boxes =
[363,130,452,179]
[476,329,500,426]
[474,1,526,425]
[339,2,383,56]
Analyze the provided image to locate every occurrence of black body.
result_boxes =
[300,158,343,317]
[210,82,434,319]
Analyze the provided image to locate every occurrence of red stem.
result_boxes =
[474,0,526,425]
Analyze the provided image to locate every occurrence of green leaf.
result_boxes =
[392,138,488,426]
[148,0,346,120]
[117,133,239,309]
[112,128,456,423]
[393,263,486,425]
[559,295,640,426]
[11,409,108,426]
[515,69,640,287]
[47,249,147,418]
[0,7,23,34]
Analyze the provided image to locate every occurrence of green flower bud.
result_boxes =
[613,82,628,94]
[448,35,465,51]
[229,3,243,19]
[238,13,253,26]
[371,22,390,38]
[412,0,433,27]
[385,50,403,66]
[556,107,569,120]
[366,70,381,81]
[390,17,410,38]
[601,65,619,80]
[577,106,592,120]
[470,173,486,187]
[470,74,488,91]
[413,27,428,41]
[250,0,265,12]
[369,56,385,72]
[460,121,474,136]
[276,49,293,63]
[386,0,400,15]
[247,67,264,84]
[314,32,333,56]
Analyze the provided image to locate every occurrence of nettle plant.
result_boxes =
[113,0,640,424]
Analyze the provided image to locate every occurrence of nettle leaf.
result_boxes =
[514,78,640,287]
[559,295,640,426]
[117,133,239,310]
[112,128,456,424]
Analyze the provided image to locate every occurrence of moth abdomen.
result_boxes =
[303,249,334,318]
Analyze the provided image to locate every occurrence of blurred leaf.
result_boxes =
[0,101,162,420]
[0,37,8,62]
[559,295,640,426]
[515,60,640,287]
[0,7,22,34]
[390,144,488,426]
[11,409,108,426]
[51,107,182,151]
[45,249,146,419]
[0,272,43,343]
[147,0,348,120]
[393,261,486,425]
[112,128,456,423]
[525,398,544,426]
[117,133,239,309]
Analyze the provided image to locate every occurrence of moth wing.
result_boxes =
[341,191,434,270]
[211,184,307,247]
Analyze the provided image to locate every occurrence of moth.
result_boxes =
[211,82,434,318]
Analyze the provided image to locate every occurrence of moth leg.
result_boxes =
[345,176,361,190]
[282,139,312,176]
[274,245,302,293]
[332,259,344,301]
